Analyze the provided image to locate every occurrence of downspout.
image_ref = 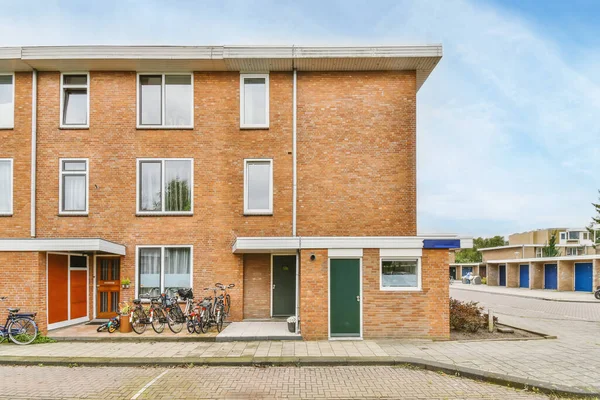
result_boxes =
[293,68,300,333]
[30,69,37,237]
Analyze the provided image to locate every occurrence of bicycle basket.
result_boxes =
[177,288,194,300]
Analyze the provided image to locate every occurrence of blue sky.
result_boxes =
[1,0,599,238]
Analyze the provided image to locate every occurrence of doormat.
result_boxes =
[85,321,108,325]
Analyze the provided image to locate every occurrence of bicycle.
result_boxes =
[130,296,165,334]
[96,314,120,333]
[0,297,38,345]
[215,283,234,319]
[200,287,226,333]
[161,293,185,334]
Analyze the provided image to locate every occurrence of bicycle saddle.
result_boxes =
[7,307,19,313]
[132,299,141,305]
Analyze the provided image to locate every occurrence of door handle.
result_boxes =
[356,296,360,302]
[272,284,276,290]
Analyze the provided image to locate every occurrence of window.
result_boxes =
[568,231,580,240]
[380,258,421,291]
[137,74,193,128]
[60,73,89,128]
[137,159,193,214]
[535,247,543,258]
[137,246,192,298]
[566,247,584,256]
[240,74,269,128]
[583,232,589,240]
[59,159,88,214]
[0,159,13,215]
[0,74,14,129]
[244,159,273,215]
[559,232,566,242]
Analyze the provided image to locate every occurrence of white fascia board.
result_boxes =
[449,263,483,266]
[232,235,472,253]
[485,254,600,264]
[0,238,126,255]
[478,244,542,251]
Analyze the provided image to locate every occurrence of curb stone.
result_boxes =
[0,355,597,397]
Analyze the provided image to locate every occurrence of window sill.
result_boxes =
[240,125,270,130]
[60,125,89,130]
[0,127,14,130]
[380,287,422,292]
[0,213,13,217]
[136,125,194,130]
[136,212,194,217]
[243,212,273,216]
[58,213,88,217]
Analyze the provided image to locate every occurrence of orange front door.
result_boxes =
[97,257,121,318]
[48,254,69,324]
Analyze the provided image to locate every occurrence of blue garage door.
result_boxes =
[499,265,506,286]
[519,265,529,288]
[574,263,593,292]
[462,267,473,276]
[544,264,557,290]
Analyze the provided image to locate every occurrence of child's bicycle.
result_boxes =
[96,314,121,333]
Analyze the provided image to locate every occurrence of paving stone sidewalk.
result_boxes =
[451,282,599,302]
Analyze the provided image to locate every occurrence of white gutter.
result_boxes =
[292,68,297,237]
[30,69,37,237]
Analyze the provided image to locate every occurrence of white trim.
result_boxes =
[240,73,269,129]
[328,256,363,340]
[243,158,273,215]
[0,72,15,129]
[47,316,89,331]
[135,244,194,299]
[31,70,37,237]
[136,158,194,215]
[58,158,89,215]
[380,248,422,258]
[292,69,297,236]
[0,158,13,215]
[0,238,126,255]
[379,257,422,292]
[479,244,541,251]
[59,72,89,129]
[136,73,194,129]
[328,249,363,258]
[486,254,600,264]
[232,235,473,253]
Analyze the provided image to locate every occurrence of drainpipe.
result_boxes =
[293,69,300,333]
[30,69,37,237]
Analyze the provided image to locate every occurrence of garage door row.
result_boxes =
[491,261,596,292]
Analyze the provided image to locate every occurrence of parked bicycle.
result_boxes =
[0,297,38,345]
[199,286,226,333]
[130,296,166,334]
[96,314,120,333]
[161,293,185,334]
[215,283,234,319]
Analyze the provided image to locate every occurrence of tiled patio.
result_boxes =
[216,321,301,341]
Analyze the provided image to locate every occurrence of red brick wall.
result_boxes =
[0,72,32,237]
[297,71,416,237]
[299,249,328,340]
[0,252,47,333]
[243,254,271,319]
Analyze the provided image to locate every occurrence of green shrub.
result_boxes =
[481,277,487,285]
[450,298,497,332]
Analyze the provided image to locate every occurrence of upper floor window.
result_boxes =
[244,159,273,215]
[137,158,193,214]
[240,74,269,129]
[0,159,13,215]
[535,247,542,258]
[137,74,193,128]
[566,247,584,256]
[59,159,88,215]
[560,232,566,242]
[60,73,89,128]
[380,258,422,291]
[568,231,580,240]
[0,74,14,129]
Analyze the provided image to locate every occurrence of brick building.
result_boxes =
[0,45,471,339]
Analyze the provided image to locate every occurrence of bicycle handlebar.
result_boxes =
[0,296,7,301]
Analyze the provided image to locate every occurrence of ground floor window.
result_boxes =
[137,246,192,298]
[380,258,421,290]
[566,247,584,256]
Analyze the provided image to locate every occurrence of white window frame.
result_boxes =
[568,231,580,240]
[59,72,90,129]
[134,245,193,300]
[0,158,13,215]
[379,257,422,291]
[243,158,273,215]
[0,73,14,129]
[136,158,194,215]
[240,73,270,129]
[136,73,194,129]
[535,247,543,258]
[58,158,89,215]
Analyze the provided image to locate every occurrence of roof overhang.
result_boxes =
[232,235,472,254]
[479,244,541,252]
[1,45,443,91]
[449,263,484,266]
[486,255,600,264]
[0,238,126,255]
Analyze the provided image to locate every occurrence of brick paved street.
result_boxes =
[0,365,548,399]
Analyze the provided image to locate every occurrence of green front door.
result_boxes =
[272,255,296,316]
[330,259,360,337]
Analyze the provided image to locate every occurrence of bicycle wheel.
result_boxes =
[186,319,195,334]
[225,294,231,316]
[152,308,165,333]
[97,323,108,333]
[131,308,147,334]
[216,309,224,333]
[167,308,183,334]
[9,318,38,345]
[108,323,117,334]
